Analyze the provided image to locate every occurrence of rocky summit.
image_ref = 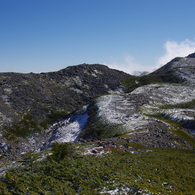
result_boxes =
[0,55,195,165]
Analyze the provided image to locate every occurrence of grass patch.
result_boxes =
[160,99,195,109]
[171,129,195,148]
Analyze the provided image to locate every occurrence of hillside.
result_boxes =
[0,64,130,124]
[0,55,195,194]
[0,64,130,164]
[43,54,195,150]
[152,52,195,84]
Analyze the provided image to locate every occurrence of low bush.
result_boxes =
[3,113,40,138]
[80,100,125,139]
[50,142,75,161]
[40,108,69,129]
[1,146,194,194]
[123,70,186,93]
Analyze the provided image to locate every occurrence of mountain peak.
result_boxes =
[187,52,195,58]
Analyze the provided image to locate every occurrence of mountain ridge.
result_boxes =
[0,56,195,165]
[152,54,195,85]
[0,64,130,163]
[0,64,130,122]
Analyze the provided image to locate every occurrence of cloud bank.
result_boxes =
[106,39,195,75]
[158,39,195,66]
[104,55,154,76]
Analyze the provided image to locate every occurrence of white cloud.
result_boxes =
[105,39,195,75]
[157,39,195,66]
[105,55,154,75]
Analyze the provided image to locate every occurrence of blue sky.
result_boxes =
[0,0,195,74]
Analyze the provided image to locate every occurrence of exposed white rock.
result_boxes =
[65,79,73,87]
[95,83,195,135]
[3,88,12,94]
[100,186,134,195]
[94,69,102,74]
[91,73,97,77]
[72,76,82,86]
[50,113,88,144]
[70,88,83,94]
[40,105,89,149]
[132,84,195,104]
[0,112,11,123]
[162,109,195,121]
[96,94,150,132]
[1,95,9,103]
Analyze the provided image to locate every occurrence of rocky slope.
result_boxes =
[43,54,195,150]
[0,64,130,164]
[152,52,195,85]
[0,54,195,165]
[0,64,130,124]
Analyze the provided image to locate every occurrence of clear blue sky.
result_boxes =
[0,0,195,74]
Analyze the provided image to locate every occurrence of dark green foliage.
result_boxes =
[46,109,69,124]
[40,109,69,129]
[122,76,139,92]
[1,146,195,194]
[123,70,186,93]
[50,142,74,161]
[91,118,125,139]
[80,100,125,139]
[3,113,40,138]
[39,120,49,129]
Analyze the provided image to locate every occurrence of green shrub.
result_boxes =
[123,70,186,93]
[80,100,125,139]
[1,146,195,194]
[40,108,69,129]
[50,142,74,161]
[3,113,40,138]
